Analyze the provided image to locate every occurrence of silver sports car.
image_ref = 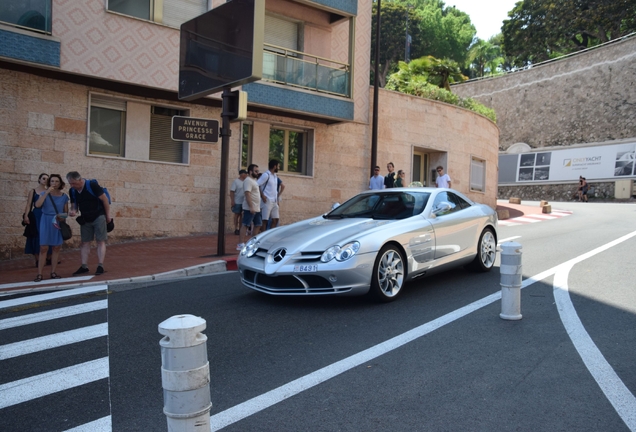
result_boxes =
[237,187,498,302]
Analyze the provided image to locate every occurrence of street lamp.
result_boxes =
[404,4,413,63]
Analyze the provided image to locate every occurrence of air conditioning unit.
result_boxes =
[615,179,634,199]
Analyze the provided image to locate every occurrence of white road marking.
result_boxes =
[0,300,107,330]
[210,229,636,431]
[498,236,521,244]
[0,276,94,291]
[510,217,541,223]
[498,221,522,226]
[0,323,108,360]
[63,415,112,432]
[0,285,108,310]
[0,357,109,409]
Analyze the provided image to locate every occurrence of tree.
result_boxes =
[468,37,505,78]
[502,0,636,66]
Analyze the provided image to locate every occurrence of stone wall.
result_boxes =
[498,182,621,202]
[453,35,636,151]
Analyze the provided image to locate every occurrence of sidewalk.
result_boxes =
[0,201,541,296]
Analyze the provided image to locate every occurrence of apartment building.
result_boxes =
[0,0,498,259]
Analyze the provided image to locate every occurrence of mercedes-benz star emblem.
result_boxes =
[272,248,287,263]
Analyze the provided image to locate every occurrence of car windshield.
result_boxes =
[325,192,430,220]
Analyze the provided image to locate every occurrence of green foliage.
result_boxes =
[468,37,505,78]
[386,58,496,122]
[502,0,636,66]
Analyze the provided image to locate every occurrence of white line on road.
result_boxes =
[0,323,108,360]
[498,236,521,244]
[554,267,636,430]
[0,300,108,330]
[210,229,636,431]
[0,285,108,310]
[0,357,109,409]
[63,415,112,432]
[0,276,94,291]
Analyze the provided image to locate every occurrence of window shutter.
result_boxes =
[149,113,183,163]
[162,0,207,28]
[265,15,298,51]
[470,158,485,191]
[91,95,126,111]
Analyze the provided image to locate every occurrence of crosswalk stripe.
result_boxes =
[0,300,108,330]
[0,276,94,291]
[0,357,109,409]
[0,323,108,360]
[63,415,112,432]
[0,285,108,310]
[511,217,541,223]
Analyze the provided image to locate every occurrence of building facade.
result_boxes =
[1,0,498,259]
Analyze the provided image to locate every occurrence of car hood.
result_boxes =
[256,216,398,252]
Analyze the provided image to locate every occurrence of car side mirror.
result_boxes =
[433,202,452,216]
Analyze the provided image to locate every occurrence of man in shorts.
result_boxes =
[230,169,248,235]
[257,159,283,233]
[66,171,112,275]
[237,164,262,250]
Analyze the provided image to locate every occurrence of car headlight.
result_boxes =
[320,241,360,262]
[241,237,259,257]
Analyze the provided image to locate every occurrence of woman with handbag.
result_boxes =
[23,173,53,267]
[33,174,69,282]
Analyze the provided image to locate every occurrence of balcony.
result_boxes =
[262,44,350,98]
[0,0,52,34]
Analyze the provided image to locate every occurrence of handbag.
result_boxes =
[48,194,73,241]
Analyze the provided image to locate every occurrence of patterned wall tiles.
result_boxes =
[54,0,180,90]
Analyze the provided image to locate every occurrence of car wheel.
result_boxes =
[468,228,496,272]
[369,245,405,302]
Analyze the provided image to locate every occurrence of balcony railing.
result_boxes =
[262,43,350,98]
[0,0,52,34]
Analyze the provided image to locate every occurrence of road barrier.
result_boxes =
[159,314,212,431]
[500,242,523,320]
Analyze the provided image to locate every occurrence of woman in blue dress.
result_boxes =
[23,173,51,267]
[33,174,69,282]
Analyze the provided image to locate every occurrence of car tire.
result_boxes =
[369,244,405,302]
[467,228,497,272]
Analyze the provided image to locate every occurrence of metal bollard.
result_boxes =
[500,242,523,320]
[159,314,212,431]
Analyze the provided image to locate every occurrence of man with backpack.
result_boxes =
[66,171,112,276]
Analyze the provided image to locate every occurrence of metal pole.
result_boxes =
[216,87,232,256]
[371,0,381,177]
[159,314,212,431]
[500,242,523,320]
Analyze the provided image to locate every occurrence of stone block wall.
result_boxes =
[498,182,619,202]
[453,35,636,151]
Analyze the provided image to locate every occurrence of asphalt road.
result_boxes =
[1,201,635,431]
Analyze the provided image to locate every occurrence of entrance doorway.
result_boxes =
[412,151,428,186]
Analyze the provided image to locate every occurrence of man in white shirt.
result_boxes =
[435,165,452,188]
[229,169,247,235]
[237,164,261,250]
[257,159,283,233]
[369,166,384,190]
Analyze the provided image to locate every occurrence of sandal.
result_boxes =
[50,272,62,279]
[34,274,43,282]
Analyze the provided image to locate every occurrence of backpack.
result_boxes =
[71,179,111,207]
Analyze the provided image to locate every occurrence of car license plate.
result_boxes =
[294,265,318,272]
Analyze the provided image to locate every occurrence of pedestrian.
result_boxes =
[33,174,69,282]
[258,159,283,233]
[435,166,452,188]
[66,171,112,276]
[578,177,589,202]
[384,162,396,188]
[369,166,384,190]
[23,173,54,268]
[230,169,248,235]
[395,170,406,187]
[267,176,285,229]
[237,164,262,250]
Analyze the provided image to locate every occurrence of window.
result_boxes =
[89,96,126,157]
[107,0,207,27]
[0,0,52,34]
[269,127,307,174]
[241,123,253,169]
[470,157,486,192]
[88,94,189,164]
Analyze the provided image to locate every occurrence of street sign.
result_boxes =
[171,116,219,143]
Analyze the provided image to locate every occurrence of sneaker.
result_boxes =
[73,266,89,276]
[236,243,245,251]
[95,265,104,275]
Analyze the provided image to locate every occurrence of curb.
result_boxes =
[0,259,231,297]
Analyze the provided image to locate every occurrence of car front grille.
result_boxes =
[241,270,351,295]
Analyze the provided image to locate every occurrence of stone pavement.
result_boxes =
[0,200,550,297]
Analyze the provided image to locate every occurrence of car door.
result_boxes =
[430,192,479,260]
